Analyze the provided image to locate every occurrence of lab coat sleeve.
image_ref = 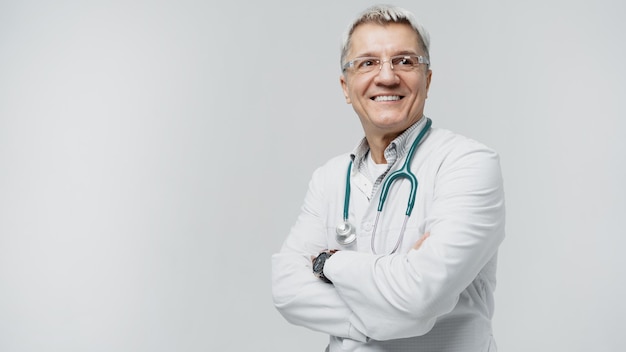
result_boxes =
[323,143,505,341]
[271,164,368,342]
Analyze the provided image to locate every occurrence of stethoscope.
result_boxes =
[336,118,432,254]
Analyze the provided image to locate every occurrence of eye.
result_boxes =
[392,56,418,66]
[357,58,379,69]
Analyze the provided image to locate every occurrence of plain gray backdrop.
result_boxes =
[1,0,624,351]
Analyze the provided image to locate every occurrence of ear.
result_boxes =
[340,74,351,104]
[425,69,433,98]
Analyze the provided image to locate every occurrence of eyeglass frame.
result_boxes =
[342,55,430,73]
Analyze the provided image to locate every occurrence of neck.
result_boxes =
[366,134,397,164]
[362,117,426,164]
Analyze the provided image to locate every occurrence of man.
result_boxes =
[272,4,505,351]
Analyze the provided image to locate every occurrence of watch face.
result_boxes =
[313,252,328,273]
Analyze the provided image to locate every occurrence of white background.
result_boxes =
[1,0,625,351]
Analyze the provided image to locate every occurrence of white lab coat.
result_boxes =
[272,122,505,351]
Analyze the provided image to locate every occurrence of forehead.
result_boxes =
[349,22,421,57]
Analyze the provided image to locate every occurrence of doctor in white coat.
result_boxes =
[272,4,505,351]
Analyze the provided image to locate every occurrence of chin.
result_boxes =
[374,117,411,129]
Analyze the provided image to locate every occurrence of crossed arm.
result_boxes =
[271,145,505,341]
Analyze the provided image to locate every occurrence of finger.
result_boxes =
[412,232,430,250]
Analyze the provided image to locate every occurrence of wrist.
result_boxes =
[312,250,337,284]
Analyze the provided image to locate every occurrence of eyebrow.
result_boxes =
[394,50,420,56]
[352,50,420,58]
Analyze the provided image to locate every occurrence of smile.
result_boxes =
[372,95,403,102]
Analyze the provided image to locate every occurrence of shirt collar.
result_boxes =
[350,116,428,173]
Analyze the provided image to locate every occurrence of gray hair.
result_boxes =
[340,4,431,69]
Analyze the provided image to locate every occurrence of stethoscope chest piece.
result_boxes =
[336,221,356,245]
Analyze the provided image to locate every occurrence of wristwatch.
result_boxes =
[312,250,336,284]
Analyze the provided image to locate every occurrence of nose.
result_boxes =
[374,61,399,85]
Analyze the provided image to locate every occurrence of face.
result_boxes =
[340,22,432,140]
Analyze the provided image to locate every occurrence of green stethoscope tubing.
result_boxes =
[336,118,432,254]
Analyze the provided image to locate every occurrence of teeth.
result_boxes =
[373,95,401,102]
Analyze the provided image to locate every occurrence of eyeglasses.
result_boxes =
[342,55,430,74]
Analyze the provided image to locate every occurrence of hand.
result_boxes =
[412,233,430,250]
